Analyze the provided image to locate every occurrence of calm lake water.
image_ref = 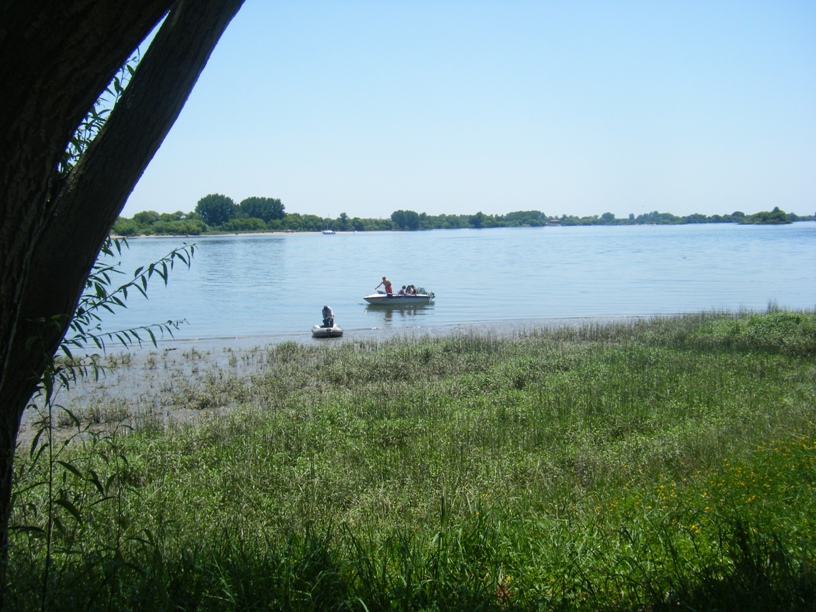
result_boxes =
[94,223,816,346]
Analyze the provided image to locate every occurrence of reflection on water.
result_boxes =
[364,304,435,326]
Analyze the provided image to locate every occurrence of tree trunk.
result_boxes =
[0,0,245,596]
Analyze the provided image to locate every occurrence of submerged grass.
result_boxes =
[8,311,816,610]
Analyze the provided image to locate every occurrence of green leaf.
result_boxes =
[55,498,82,522]
[59,407,81,429]
[106,473,120,491]
[9,525,47,538]
[29,428,45,458]
[87,470,105,495]
[56,460,83,479]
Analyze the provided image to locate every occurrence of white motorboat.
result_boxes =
[312,323,343,338]
[322,229,336,235]
[363,290,435,305]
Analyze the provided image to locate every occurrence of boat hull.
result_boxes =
[363,293,434,305]
[312,324,343,338]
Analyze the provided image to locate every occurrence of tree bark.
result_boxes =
[0,0,245,596]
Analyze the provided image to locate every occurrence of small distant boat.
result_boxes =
[363,290,435,306]
[322,228,336,235]
[312,323,343,338]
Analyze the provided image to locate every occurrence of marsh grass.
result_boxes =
[8,312,816,609]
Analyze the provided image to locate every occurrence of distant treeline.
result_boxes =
[112,193,813,236]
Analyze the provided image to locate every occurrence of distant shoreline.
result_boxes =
[111,219,816,241]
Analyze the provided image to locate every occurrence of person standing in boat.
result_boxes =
[375,276,393,296]
[322,305,334,327]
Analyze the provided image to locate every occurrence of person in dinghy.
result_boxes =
[322,305,334,327]
[313,305,343,337]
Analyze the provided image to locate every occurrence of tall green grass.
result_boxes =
[8,311,816,609]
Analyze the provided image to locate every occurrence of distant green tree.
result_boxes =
[635,211,682,225]
[391,209,421,230]
[195,193,235,226]
[685,213,708,223]
[300,214,326,231]
[469,211,486,229]
[423,213,443,228]
[453,215,471,228]
[133,210,160,225]
[151,219,206,235]
[337,212,350,231]
[601,212,616,224]
[185,219,207,234]
[502,210,547,226]
[112,218,142,236]
[359,217,394,231]
[768,206,791,223]
[222,217,266,232]
[282,212,303,231]
[743,207,792,225]
[238,197,284,222]
[160,210,188,222]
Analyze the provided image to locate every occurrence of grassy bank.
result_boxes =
[8,311,816,610]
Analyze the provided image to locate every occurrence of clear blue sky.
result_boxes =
[122,0,816,220]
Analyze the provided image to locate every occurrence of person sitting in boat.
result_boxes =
[375,276,393,296]
[321,305,334,328]
[399,285,406,295]
[406,284,416,295]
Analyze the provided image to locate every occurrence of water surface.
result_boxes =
[94,223,816,345]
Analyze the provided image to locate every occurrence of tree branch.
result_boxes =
[0,0,245,591]
[25,0,245,360]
